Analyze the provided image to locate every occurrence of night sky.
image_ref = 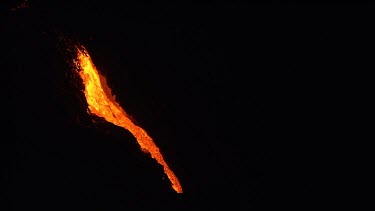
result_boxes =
[2,2,373,210]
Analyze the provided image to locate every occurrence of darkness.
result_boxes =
[1,1,373,210]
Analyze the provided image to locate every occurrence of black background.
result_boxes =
[2,1,373,210]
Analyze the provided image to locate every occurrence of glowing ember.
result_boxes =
[73,45,183,193]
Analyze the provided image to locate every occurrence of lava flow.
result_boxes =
[73,45,183,193]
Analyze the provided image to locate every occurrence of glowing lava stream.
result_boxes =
[73,45,183,193]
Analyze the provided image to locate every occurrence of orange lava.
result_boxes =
[73,45,183,193]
